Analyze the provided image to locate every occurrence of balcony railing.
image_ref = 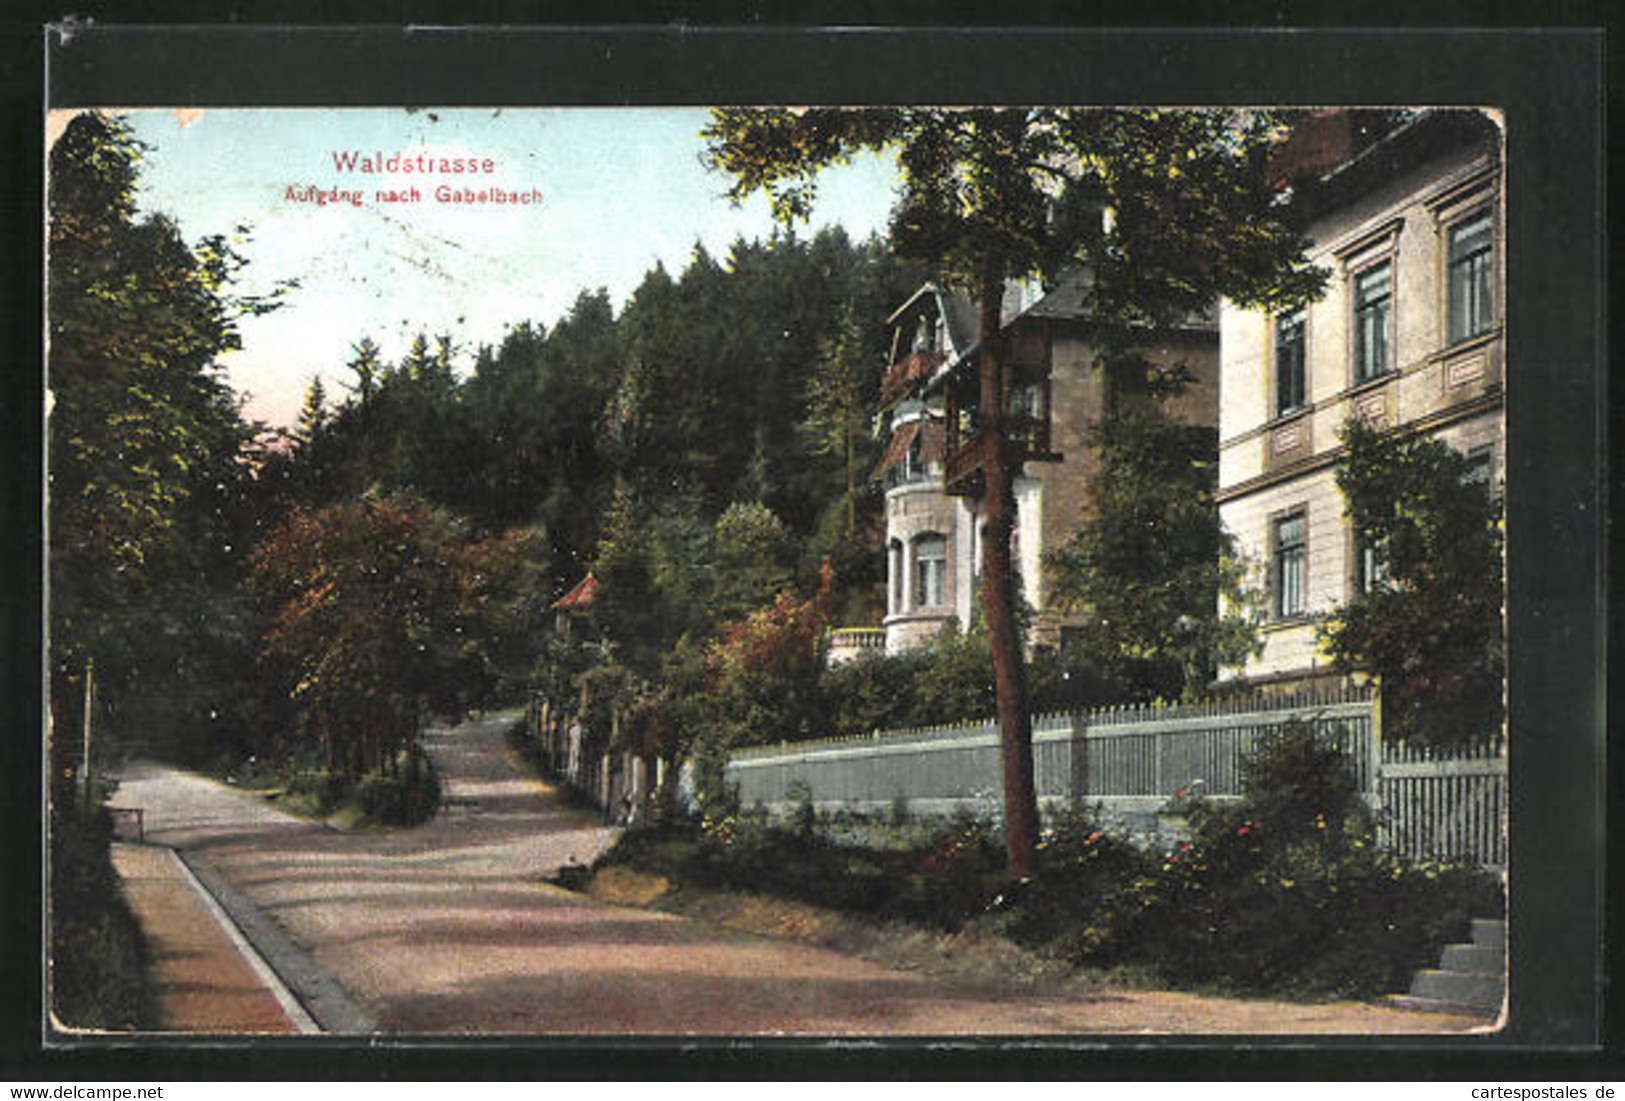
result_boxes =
[825,627,887,666]
[943,415,1058,496]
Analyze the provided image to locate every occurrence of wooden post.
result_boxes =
[79,658,95,810]
[1368,678,1384,828]
[1153,726,1165,796]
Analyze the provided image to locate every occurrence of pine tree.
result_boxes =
[295,375,329,444]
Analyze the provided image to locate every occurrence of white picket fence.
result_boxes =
[727,686,1507,868]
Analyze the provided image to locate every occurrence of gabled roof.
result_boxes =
[551,572,599,612]
[886,282,979,361]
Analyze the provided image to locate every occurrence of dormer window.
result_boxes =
[912,314,933,353]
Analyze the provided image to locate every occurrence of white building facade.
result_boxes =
[1217,110,1505,685]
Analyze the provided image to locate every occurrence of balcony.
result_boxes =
[943,415,1059,496]
[880,349,946,409]
[825,627,887,667]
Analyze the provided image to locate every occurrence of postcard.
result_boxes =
[35,28,1604,1055]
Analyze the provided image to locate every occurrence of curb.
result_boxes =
[173,847,379,1034]
[160,847,322,1035]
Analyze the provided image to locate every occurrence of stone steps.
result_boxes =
[1384,917,1505,1018]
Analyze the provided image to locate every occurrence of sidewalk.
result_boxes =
[110,842,308,1034]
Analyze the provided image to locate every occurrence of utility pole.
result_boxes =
[79,657,95,810]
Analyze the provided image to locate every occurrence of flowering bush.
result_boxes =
[1061,726,1501,998]
[591,727,1498,1001]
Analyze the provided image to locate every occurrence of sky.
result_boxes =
[85,108,902,427]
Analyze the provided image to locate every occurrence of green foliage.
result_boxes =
[251,493,516,777]
[1061,725,1500,998]
[699,582,831,750]
[816,631,1125,740]
[912,626,998,726]
[355,746,442,826]
[705,108,1324,318]
[589,482,719,681]
[712,501,795,620]
[596,810,1009,930]
[48,110,288,760]
[1026,646,1132,713]
[819,649,930,736]
[284,768,349,816]
[990,805,1146,950]
[690,733,741,825]
[1048,405,1263,700]
[1321,419,1505,749]
[280,748,440,826]
[49,810,157,1029]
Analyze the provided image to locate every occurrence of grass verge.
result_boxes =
[573,862,1114,1002]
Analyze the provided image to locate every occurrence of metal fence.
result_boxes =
[726,685,1507,868]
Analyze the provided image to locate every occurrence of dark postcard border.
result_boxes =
[18,23,1609,1079]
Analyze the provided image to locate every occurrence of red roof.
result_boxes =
[872,418,945,479]
[551,572,599,612]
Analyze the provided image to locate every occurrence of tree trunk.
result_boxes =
[844,420,856,538]
[976,270,1040,881]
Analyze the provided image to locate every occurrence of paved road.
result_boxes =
[112,716,1489,1036]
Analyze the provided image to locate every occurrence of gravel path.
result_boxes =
[110,716,1490,1036]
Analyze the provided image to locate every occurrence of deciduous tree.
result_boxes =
[1320,419,1504,749]
[705,107,1320,878]
[48,110,289,764]
[1047,406,1263,700]
[251,493,482,777]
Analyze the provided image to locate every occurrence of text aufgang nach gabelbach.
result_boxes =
[284,150,544,208]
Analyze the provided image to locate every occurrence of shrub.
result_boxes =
[354,746,441,826]
[594,808,1007,928]
[286,768,347,814]
[993,805,1152,950]
[1062,725,1502,998]
[883,810,1007,929]
[911,628,996,727]
[49,809,157,1030]
[819,648,925,736]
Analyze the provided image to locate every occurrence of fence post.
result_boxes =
[1153,717,1165,795]
[1069,711,1088,807]
[1366,680,1386,854]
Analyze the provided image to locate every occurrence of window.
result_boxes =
[911,314,932,353]
[888,539,903,614]
[1354,534,1387,594]
[902,435,924,482]
[1352,261,1391,383]
[914,534,946,609]
[1447,212,1492,343]
[1275,309,1306,415]
[1274,513,1306,618]
[1463,446,1498,498]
